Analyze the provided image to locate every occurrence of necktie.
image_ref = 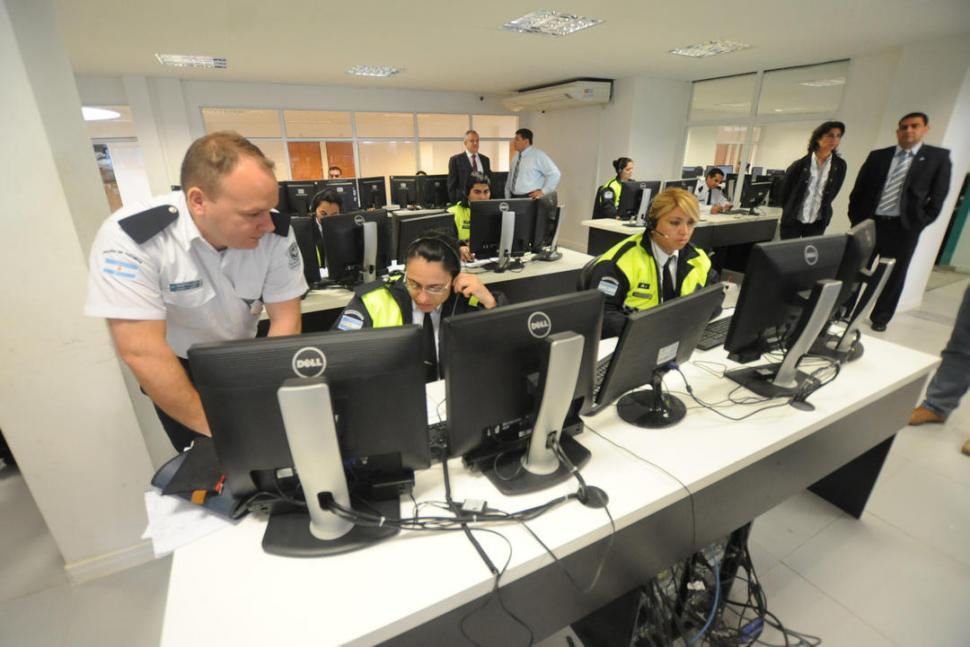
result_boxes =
[706,189,712,206]
[509,152,522,196]
[422,314,438,383]
[876,150,913,215]
[662,257,676,303]
[471,154,478,173]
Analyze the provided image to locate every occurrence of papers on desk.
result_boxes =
[142,489,236,558]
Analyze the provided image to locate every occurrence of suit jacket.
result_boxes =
[447,151,492,205]
[779,153,847,229]
[848,144,952,231]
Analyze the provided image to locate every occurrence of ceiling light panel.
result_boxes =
[155,54,227,69]
[669,40,751,58]
[502,10,603,36]
[799,77,846,87]
[346,65,403,78]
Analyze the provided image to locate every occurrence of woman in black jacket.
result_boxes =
[778,121,847,239]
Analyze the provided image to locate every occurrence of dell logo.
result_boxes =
[527,312,552,339]
[292,347,327,378]
[353,214,365,226]
[499,202,510,212]
[804,244,819,266]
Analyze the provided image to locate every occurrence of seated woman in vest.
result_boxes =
[447,171,492,262]
[333,232,503,382]
[592,157,634,219]
[588,188,717,338]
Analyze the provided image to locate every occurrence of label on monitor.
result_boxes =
[657,341,679,366]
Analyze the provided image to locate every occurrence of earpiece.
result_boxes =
[308,189,327,216]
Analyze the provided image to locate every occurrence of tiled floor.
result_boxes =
[3,276,969,647]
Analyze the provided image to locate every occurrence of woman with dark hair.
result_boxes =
[778,121,848,239]
[593,157,634,219]
[448,171,491,261]
[332,231,502,381]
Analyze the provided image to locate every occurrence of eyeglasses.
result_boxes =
[404,278,450,296]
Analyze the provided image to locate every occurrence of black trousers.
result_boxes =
[870,216,922,325]
[779,220,827,240]
[150,357,206,452]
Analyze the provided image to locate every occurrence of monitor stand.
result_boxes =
[484,332,591,495]
[617,369,686,428]
[266,377,400,557]
[534,206,563,262]
[726,279,842,399]
[361,220,378,283]
[810,258,895,363]
[484,209,523,273]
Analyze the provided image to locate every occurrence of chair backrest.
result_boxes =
[577,256,599,291]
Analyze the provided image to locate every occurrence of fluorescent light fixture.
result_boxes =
[669,40,751,58]
[82,107,121,121]
[155,54,227,69]
[799,77,846,87]
[346,65,403,78]
[502,10,603,36]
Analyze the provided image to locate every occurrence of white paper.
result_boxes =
[142,489,235,558]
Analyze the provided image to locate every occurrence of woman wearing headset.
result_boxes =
[587,188,717,338]
[593,157,635,219]
[448,171,492,262]
[333,232,503,381]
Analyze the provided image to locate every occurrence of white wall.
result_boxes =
[2,0,155,581]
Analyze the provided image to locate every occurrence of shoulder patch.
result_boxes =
[271,211,291,237]
[603,189,614,200]
[118,205,179,244]
[336,310,365,331]
[596,276,620,297]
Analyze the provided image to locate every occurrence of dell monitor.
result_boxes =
[442,290,604,495]
[286,182,317,216]
[390,175,417,207]
[592,284,726,427]
[469,198,537,272]
[416,174,449,208]
[811,220,894,362]
[317,179,360,211]
[290,216,322,289]
[357,176,388,210]
[663,178,698,192]
[532,192,563,261]
[723,234,847,398]
[393,211,456,264]
[617,181,661,223]
[490,171,508,200]
[188,326,430,556]
[738,180,772,214]
[277,184,291,215]
[320,210,392,286]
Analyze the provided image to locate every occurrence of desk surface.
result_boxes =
[284,247,592,318]
[580,208,780,236]
[160,332,937,646]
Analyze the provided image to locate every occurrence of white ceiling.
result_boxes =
[55,0,970,94]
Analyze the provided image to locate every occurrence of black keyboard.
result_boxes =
[592,353,613,399]
[696,317,732,351]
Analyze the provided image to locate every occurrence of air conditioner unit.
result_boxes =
[502,79,613,113]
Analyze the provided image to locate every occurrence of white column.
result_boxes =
[123,74,172,195]
[1,0,156,581]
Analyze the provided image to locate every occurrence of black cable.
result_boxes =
[671,367,794,422]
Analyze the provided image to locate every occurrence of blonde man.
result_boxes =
[85,131,307,450]
[588,188,717,338]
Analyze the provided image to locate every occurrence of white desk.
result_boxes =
[160,334,937,646]
[581,208,780,258]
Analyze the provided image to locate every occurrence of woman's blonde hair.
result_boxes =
[648,187,700,223]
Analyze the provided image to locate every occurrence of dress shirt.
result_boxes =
[694,182,730,211]
[506,145,561,197]
[799,154,833,224]
[877,143,923,217]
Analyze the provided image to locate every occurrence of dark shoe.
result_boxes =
[909,406,944,426]
[962,439,970,456]
[870,321,887,332]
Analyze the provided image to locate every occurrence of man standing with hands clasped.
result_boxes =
[848,112,951,332]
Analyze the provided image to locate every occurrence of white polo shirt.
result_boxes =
[694,181,730,213]
[85,191,308,358]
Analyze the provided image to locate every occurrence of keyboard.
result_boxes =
[696,317,732,351]
[592,353,613,400]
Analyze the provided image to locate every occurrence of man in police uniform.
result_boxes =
[587,188,718,338]
[333,233,501,382]
[85,132,307,451]
[694,168,732,214]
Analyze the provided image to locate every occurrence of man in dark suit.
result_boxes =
[848,112,952,331]
[447,129,491,205]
